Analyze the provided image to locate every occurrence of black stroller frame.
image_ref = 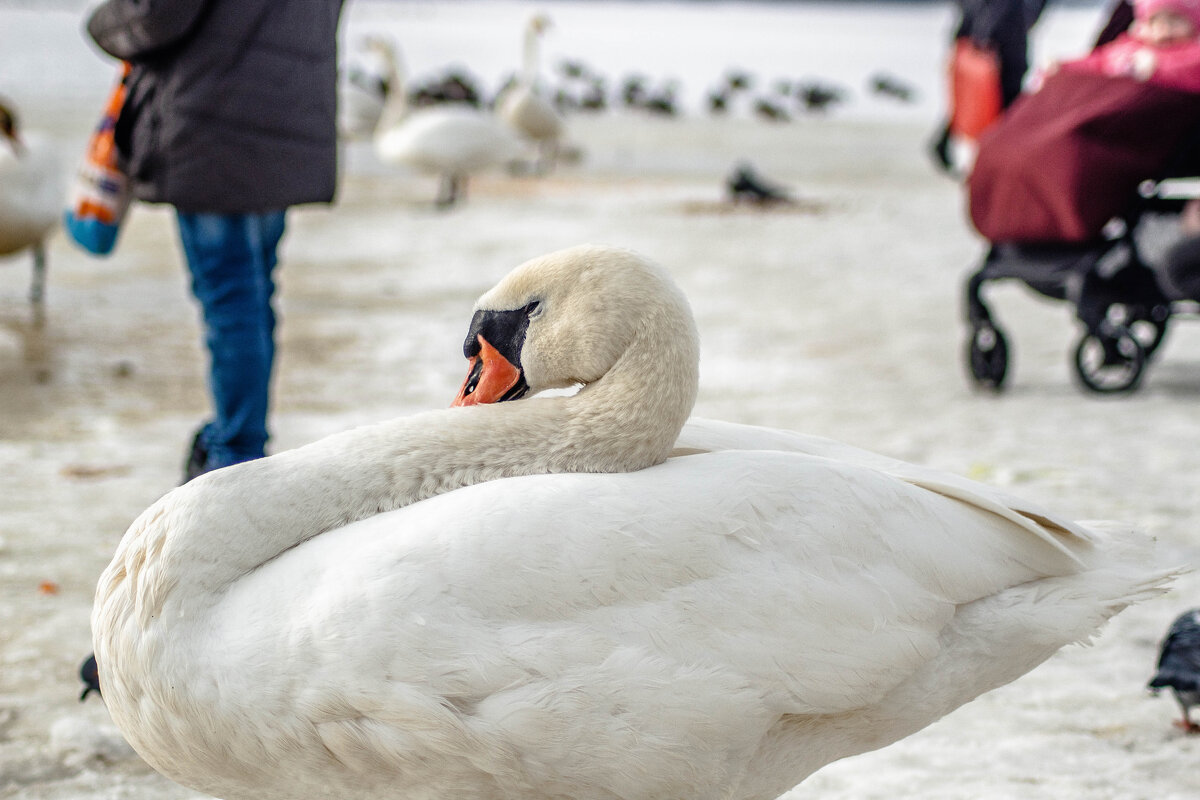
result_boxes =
[964,176,1200,394]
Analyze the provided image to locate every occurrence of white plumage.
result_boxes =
[0,101,63,305]
[92,244,1171,800]
[337,42,391,141]
[368,38,520,207]
[496,14,564,173]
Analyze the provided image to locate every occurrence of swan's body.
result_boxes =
[496,14,564,173]
[368,39,520,207]
[93,245,1171,800]
[0,103,63,305]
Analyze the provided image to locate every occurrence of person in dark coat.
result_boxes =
[86,0,346,481]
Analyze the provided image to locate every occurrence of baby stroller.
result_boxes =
[963,70,1200,393]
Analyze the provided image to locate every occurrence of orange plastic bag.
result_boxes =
[949,38,1003,141]
[64,63,131,256]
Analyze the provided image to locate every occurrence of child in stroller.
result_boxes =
[962,1,1200,393]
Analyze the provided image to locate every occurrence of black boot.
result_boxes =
[929,122,955,175]
[183,426,208,484]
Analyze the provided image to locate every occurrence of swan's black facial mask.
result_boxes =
[452,304,537,406]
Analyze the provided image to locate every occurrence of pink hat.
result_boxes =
[1136,0,1200,30]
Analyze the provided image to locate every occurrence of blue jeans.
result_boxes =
[177,210,287,472]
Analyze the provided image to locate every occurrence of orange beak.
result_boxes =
[452,335,523,406]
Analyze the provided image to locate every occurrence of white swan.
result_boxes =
[337,40,391,141]
[369,38,521,207]
[495,13,565,173]
[0,100,63,306]
[93,244,1171,800]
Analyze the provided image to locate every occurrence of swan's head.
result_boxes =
[529,13,552,36]
[361,36,402,82]
[453,244,697,407]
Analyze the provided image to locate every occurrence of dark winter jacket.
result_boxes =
[87,0,345,213]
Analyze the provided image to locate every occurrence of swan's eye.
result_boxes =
[525,300,542,318]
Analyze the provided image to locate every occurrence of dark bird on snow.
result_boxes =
[620,74,648,109]
[753,97,790,123]
[870,73,917,103]
[1148,608,1200,733]
[724,69,753,92]
[557,59,588,80]
[579,79,607,112]
[707,89,729,115]
[79,652,101,701]
[797,81,846,113]
[726,162,791,205]
[642,82,679,117]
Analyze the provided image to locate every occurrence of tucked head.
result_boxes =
[453,244,697,408]
[1135,0,1200,46]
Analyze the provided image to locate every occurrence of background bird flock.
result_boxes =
[335,13,918,207]
[344,40,918,123]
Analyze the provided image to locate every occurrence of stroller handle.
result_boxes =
[1140,178,1200,200]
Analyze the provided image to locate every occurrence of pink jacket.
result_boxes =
[1061,32,1200,92]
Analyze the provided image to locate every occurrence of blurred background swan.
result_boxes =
[367,37,521,208]
[338,40,391,141]
[0,98,64,309]
[495,13,564,174]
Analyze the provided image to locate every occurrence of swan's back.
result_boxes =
[0,134,62,253]
[375,106,520,173]
[498,86,562,141]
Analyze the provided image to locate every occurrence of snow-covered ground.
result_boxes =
[4,1,1200,798]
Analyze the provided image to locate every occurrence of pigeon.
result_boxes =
[1148,608,1200,732]
[726,162,791,205]
[870,73,916,103]
[79,653,101,701]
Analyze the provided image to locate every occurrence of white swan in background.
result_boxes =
[0,100,63,306]
[369,37,521,207]
[496,13,564,173]
[93,244,1171,800]
[337,40,391,141]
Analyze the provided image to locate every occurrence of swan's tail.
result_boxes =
[1064,520,1182,642]
[974,521,1175,663]
[922,521,1177,713]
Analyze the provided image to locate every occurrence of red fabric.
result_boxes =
[950,38,1004,140]
[968,70,1200,243]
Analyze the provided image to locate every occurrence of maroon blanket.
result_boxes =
[968,71,1200,243]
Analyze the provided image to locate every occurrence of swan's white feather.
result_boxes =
[92,244,1173,800]
[375,105,521,174]
[498,85,563,142]
[0,131,62,255]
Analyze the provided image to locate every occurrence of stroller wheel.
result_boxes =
[1128,306,1170,360]
[967,324,1009,391]
[1073,327,1145,393]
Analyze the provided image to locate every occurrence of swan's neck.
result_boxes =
[521,27,541,86]
[94,311,698,630]
[375,46,409,131]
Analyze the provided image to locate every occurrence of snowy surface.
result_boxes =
[3,1,1200,799]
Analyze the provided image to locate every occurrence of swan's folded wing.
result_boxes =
[677,418,1098,553]
[301,450,1091,720]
